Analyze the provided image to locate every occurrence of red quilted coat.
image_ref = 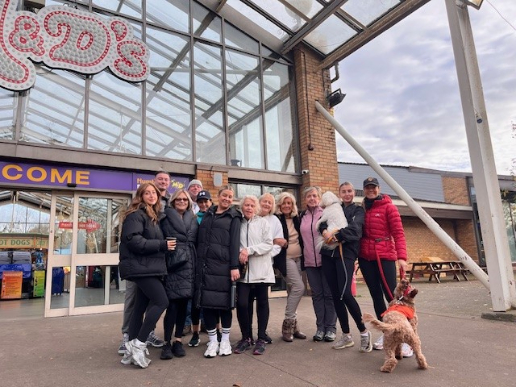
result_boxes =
[359,194,407,262]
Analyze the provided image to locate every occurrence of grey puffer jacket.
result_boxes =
[119,207,168,280]
[161,207,198,300]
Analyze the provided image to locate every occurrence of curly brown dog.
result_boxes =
[363,279,428,373]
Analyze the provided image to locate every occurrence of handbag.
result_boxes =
[166,248,188,271]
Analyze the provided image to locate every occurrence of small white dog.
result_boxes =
[315,191,348,252]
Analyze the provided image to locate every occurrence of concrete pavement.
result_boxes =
[1,279,515,387]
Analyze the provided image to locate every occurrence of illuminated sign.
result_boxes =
[0,0,150,91]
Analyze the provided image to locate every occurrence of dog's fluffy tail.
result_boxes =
[363,313,395,333]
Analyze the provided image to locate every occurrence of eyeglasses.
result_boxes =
[175,198,189,202]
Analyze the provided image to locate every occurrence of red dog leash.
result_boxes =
[374,237,406,301]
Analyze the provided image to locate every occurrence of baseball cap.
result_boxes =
[187,179,203,189]
[196,190,211,201]
[363,177,380,188]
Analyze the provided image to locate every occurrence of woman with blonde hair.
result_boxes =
[233,195,274,355]
[274,192,307,342]
[160,189,198,360]
[119,182,175,368]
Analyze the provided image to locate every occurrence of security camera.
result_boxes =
[302,169,309,175]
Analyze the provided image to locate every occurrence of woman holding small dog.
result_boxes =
[359,177,412,357]
[319,182,372,352]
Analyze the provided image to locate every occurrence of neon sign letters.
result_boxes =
[0,0,150,91]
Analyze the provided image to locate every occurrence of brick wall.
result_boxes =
[294,46,339,204]
[194,167,228,202]
[403,216,479,263]
[442,176,470,205]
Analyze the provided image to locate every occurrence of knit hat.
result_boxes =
[187,179,203,189]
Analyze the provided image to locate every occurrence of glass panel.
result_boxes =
[226,0,289,42]
[73,265,124,307]
[50,266,68,309]
[304,15,357,55]
[146,28,192,160]
[77,196,127,254]
[20,67,86,147]
[232,183,261,201]
[54,195,74,255]
[342,0,401,26]
[108,265,125,304]
[0,88,15,140]
[88,71,143,154]
[263,61,296,172]
[224,23,259,54]
[0,191,52,234]
[194,42,225,164]
[227,50,263,169]
[92,0,143,19]
[249,0,322,32]
[146,0,189,32]
[193,1,222,43]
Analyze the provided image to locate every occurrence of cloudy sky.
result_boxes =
[333,0,516,175]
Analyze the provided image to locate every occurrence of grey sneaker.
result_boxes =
[332,334,354,349]
[401,343,414,358]
[324,331,336,342]
[118,333,129,355]
[313,330,325,342]
[146,330,164,348]
[359,331,372,353]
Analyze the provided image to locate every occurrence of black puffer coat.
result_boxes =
[119,208,168,280]
[195,206,241,310]
[274,214,304,277]
[161,207,198,300]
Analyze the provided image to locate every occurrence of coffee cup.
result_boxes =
[166,237,177,250]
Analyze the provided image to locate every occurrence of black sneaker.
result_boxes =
[188,332,200,347]
[172,341,186,357]
[234,338,251,354]
[160,342,173,360]
[264,332,273,344]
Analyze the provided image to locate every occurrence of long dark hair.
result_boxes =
[122,182,162,224]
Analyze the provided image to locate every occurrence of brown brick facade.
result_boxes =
[442,176,470,205]
[294,46,339,204]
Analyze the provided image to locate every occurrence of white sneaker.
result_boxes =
[128,339,151,368]
[401,343,414,358]
[218,340,232,356]
[373,334,384,350]
[204,341,219,358]
[359,331,373,353]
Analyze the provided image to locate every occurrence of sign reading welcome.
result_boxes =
[0,0,150,91]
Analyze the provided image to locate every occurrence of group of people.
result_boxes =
[117,172,411,369]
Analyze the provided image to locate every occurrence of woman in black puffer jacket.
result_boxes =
[118,182,174,369]
[159,189,198,360]
[196,185,242,358]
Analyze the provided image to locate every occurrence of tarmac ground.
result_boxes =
[1,278,515,387]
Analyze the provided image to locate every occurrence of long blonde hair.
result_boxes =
[275,192,299,217]
[122,182,162,224]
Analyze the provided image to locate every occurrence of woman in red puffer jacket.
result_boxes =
[359,177,411,356]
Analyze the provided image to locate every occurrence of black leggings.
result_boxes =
[322,254,366,334]
[237,283,269,340]
[358,258,397,320]
[129,276,169,343]
[163,298,189,342]
[203,308,232,330]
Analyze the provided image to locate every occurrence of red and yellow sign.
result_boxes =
[1,271,23,299]
[0,236,48,249]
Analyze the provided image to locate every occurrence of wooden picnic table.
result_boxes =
[407,261,469,283]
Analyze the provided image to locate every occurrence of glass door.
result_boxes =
[45,192,130,317]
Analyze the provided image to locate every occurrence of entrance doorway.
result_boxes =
[0,190,130,319]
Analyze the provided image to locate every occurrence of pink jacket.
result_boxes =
[300,206,323,268]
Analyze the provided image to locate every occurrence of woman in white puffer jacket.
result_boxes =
[234,195,274,356]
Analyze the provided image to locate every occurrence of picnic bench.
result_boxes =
[407,258,469,283]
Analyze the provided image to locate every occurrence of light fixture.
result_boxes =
[327,89,346,108]
[461,0,484,10]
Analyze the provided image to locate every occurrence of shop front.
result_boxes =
[0,161,188,318]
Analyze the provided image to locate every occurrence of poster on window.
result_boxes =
[33,270,45,298]
[1,271,23,299]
